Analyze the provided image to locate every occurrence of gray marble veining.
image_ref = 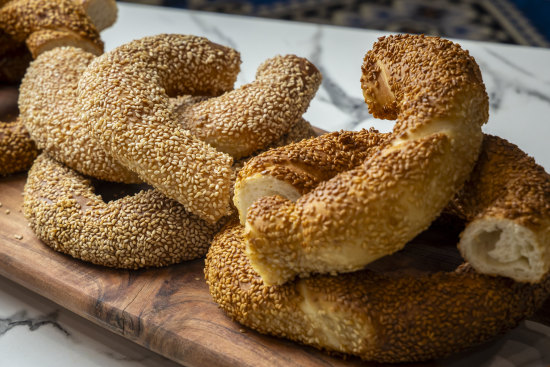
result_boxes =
[0,310,69,337]
[309,27,372,130]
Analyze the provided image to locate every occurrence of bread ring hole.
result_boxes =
[366,221,464,275]
[0,85,19,121]
[89,178,153,203]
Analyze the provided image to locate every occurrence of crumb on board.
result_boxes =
[14,234,23,240]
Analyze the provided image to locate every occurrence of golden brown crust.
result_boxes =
[450,135,550,226]
[78,34,244,223]
[181,55,322,159]
[234,129,392,223]
[264,117,317,149]
[241,35,488,285]
[24,153,226,269]
[205,222,550,363]
[360,34,488,135]
[237,128,391,195]
[19,46,141,183]
[238,127,550,284]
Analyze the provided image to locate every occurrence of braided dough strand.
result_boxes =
[242,34,489,285]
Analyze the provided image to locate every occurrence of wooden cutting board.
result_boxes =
[1,85,549,367]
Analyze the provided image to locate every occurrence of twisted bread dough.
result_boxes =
[19,46,140,183]
[205,222,550,363]
[79,34,321,223]
[181,55,321,159]
[240,34,488,285]
[24,153,226,269]
[449,135,550,283]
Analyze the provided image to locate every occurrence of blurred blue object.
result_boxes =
[121,0,550,47]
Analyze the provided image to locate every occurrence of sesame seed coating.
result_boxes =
[234,128,392,223]
[264,117,317,150]
[78,34,242,223]
[0,0,104,57]
[448,134,550,283]
[230,117,317,201]
[182,54,322,159]
[205,222,550,363]
[243,34,489,285]
[239,127,550,285]
[0,118,38,175]
[19,46,141,183]
[24,153,227,269]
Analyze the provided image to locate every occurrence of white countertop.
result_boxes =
[2,2,550,366]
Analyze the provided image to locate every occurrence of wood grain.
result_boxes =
[1,87,549,365]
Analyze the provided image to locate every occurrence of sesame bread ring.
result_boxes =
[78,34,243,223]
[181,54,322,159]
[24,152,226,269]
[241,34,489,285]
[448,135,550,283]
[19,46,140,183]
[0,0,106,58]
[240,130,550,285]
[205,222,550,363]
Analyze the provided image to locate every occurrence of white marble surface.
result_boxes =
[2,2,550,366]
